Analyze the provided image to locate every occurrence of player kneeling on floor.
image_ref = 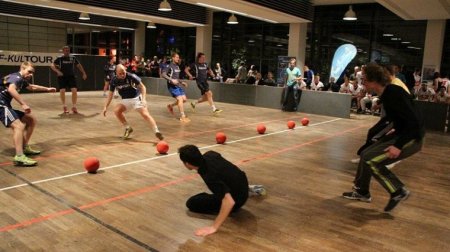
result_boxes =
[178,145,266,237]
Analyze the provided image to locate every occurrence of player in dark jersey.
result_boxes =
[1,62,56,166]
[103,56,116,97]
[162,52,190,122]
[102,64,163,140]
[185,53,222,115]
[50,46,87,114]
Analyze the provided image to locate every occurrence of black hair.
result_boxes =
[364,63,390,86]
[178,145,204,167]
[197,52,205,59]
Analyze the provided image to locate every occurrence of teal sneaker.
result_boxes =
[13,154,38,167]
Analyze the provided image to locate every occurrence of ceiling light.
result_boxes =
[383,33,394,37]
[79,12,90,21]
[158,0,172,11]
[146,22,157,29]
[343,5,357,21]
[248,39,255,43]
[227,14,238,24]
[401,41,411,44]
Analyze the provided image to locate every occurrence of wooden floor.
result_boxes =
[0,91,449,252]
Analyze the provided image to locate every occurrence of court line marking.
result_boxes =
[0,118,341,192]
[0,120,369,233]
[0,114,312,167]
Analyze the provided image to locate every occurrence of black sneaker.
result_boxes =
[342,191,372,203]
[155,132,164,140]
[384,188,410,212]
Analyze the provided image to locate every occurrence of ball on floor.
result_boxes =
[216,132,227,144]
[301,117,310,126]
[257,124,266,134]
[287,120,296,129]
[84,157,100,174]
[156,141,169,154]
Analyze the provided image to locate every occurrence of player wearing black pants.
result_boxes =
[185,52,222,115]
[50,45,87,114]
[178,145,248,237]
[342,63,425,212]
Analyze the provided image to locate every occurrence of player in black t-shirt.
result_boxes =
[342,63,425,212]
[185,53,222,115]
[102,64,163,140]
[50,46,87,114]
[1,62,56,166]
[178,145,250,237]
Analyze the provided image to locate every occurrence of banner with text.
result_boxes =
[0,51,60,66]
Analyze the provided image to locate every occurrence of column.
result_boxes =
[196,10,213,60]
[134,21,146,56]
[288,23,308,71]
[422,20,446,72]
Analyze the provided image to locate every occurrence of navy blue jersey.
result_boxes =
[0,72,29,106]
[110,72,141,99]
[104,63,116,81]
[53,55,80,76]
[164,62,181,88]
[191,62,209,82]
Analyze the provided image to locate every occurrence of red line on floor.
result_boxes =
[0,124,367,233]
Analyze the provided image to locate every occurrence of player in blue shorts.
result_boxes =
[102,64,163,140]
[162,53,190,122]
[1,62,56,166]
[185,52,222,115]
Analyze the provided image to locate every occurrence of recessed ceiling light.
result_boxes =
[401,41,411,44]
[383,33,394,37]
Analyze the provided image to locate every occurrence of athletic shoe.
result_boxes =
[249,185,267,196]
[63,106,69,114]
[13,154,37,167]
[179,116,191,123]
[72,107,78,114]
[190,102,196,112]
[384,187,410,212]
[386,160,401,169]
[350,157,360,164]
[342,191,372,203]
[213,109,223,115]
[155,132,164,140]
[24,145,41,155]
[123,127,134,139]
[167,104,174,116]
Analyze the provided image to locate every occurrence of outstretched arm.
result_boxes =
[27,84,56,92]
[195,193,235,237]
[102,91,114,116]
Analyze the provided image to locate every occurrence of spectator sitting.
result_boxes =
[415,82,436,101]
[262,71,277,86]
[339,75,352,93]
[254,72,263,85]
[434,86,449,104]
[310,74,324,91]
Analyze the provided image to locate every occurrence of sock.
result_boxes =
[212,105,217,111]
[180,112,185,117]
[125,123,130,129]
[154,126,159,133]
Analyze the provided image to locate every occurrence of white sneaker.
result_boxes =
[249,185,267,196]
[350,158,360,164]
[386,160,401,169]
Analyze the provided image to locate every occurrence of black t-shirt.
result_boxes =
[164,62,181,88]
[54,55,80,76]
[0,72,29,106]
[109,72,141,99]
[380,84,425,148]
[198,151,248,203]
[191,62,209,82]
